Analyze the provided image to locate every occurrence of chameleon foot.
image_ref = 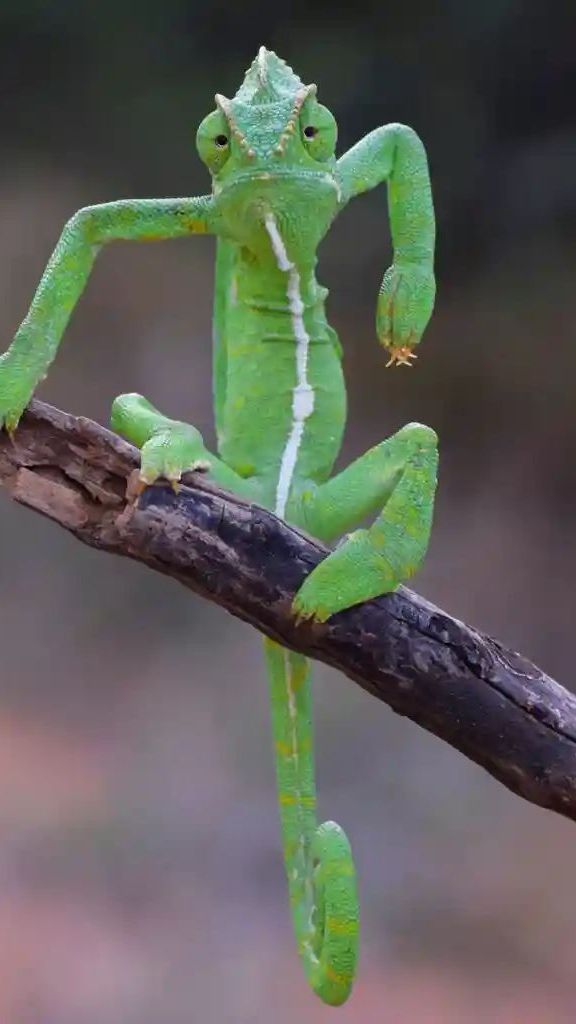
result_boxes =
[138,425,211,486]
[293,528,399,623]
[385,345,418,368]
[0,351,37,434]
[110,392,210,487]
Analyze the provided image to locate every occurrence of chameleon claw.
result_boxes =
[293,610,315,626]
[385,346,418,368]
[4,411,23,438]
[140,467,161,485]
[125,470,148,504]
[292,601,311,626]
[292,598,330,626]
[134,474,151,495]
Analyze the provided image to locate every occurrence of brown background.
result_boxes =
[1,4,576,1021]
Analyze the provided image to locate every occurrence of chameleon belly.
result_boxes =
[214,235,346,513]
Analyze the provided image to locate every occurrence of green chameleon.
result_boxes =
[0,48,437,1005]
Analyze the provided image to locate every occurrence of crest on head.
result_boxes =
[215,47,317,158]
[235,47,313,106]
[196,47,337,172]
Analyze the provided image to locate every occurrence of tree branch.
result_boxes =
[1,400,576,822]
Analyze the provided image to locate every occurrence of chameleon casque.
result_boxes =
[0,48,437,1005]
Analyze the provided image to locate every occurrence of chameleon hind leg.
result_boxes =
[110,392,256,497]
[293,422,438,622]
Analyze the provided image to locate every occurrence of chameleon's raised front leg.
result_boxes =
[337,123,435,364]
[293,422,438,622]
[0,196,214,431]
[111,392,257,497]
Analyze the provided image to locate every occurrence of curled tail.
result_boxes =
[263,638,359,1006]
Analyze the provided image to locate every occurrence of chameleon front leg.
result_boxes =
[293,422,438,622]
[0,196,214,431]
[337,123,435,364]
[111,392,257,497]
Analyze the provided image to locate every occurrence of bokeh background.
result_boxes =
[1,4,576,1022]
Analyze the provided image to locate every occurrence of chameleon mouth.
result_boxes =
[217,169,340,193]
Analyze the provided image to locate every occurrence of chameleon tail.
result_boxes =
[263,638,359,1005]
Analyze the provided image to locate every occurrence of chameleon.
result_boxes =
[0,48,437,1005]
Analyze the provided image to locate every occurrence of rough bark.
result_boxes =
[1,399,575,822]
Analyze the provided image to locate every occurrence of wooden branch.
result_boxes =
[1,400,576,823]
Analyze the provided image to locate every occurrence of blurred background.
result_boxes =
[1,3,576,1021]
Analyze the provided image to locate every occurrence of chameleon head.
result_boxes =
[196,47,341,258]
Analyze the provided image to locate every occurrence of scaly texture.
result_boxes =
[0,47,437,1005]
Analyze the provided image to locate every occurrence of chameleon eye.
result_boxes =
[196,110,231,172]
[300,101,337,162]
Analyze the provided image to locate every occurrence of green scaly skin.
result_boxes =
[0,48,438,1005]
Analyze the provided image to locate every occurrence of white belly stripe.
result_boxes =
[264,212,315,518]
